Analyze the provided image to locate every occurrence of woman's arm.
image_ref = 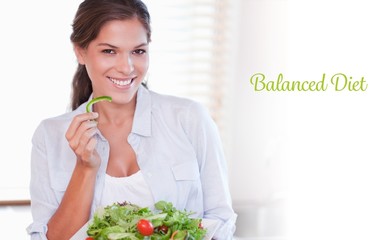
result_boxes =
[46,112,100,240]
[185,102,237,239]
[46,165,97,239]
[27,112,101,240]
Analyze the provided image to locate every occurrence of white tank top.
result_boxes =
[100,170,155,208]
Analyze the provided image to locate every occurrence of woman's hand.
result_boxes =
[65,112,101,169]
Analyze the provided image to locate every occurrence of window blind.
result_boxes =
[144,0,235,137]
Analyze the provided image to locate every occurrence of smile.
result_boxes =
[108,77,135,86]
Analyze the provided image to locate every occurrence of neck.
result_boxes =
[94,96,136,126]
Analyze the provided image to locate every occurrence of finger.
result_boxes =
[72,119,98,146]
[68,121,98,151]
[74,127,98,158]
[65,112,99,141]
[66,112,98,141]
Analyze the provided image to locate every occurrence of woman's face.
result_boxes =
[75,18,149,105]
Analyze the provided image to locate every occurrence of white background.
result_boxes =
[285,1,385,239]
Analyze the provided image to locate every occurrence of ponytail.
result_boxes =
[71,64,92,110]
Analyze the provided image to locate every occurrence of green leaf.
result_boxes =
[107,232,139,240]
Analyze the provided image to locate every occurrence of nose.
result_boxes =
[116,53,134,74]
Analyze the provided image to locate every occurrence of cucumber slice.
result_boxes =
[86,96,112,113]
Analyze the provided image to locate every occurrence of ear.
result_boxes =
[73,44,86,65]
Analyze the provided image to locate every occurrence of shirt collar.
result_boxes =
[83,84,152,137]
[131,84,152,137]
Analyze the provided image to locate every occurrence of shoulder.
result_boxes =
[147,90,217,138]
[32,105,84,141]
[41,108,80,128]
[148,89,209,118]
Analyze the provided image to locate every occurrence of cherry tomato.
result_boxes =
[85,237,94,240]
[157,225,169,234]
[198,222,204,229]
[137,219,154,236]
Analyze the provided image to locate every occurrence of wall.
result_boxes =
[228,0,288,238]
[0,206,32,239]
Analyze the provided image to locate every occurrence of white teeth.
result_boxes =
[109,77,133,86]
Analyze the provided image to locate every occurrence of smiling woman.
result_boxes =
[0,0,237,239]
[72,18,150,111]
[0,0,235,202]
[27,1,236,240]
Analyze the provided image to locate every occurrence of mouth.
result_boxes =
[108,76,136,86]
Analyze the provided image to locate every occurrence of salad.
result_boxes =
[85,201,207,240]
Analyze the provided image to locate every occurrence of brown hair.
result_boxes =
[70,0,151,110]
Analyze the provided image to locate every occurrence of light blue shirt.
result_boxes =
[27,85,236,239]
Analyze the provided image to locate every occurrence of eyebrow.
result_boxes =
[97,42,148,49]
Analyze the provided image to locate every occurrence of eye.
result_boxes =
[133,49,146,55]
[102,49,116,54]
